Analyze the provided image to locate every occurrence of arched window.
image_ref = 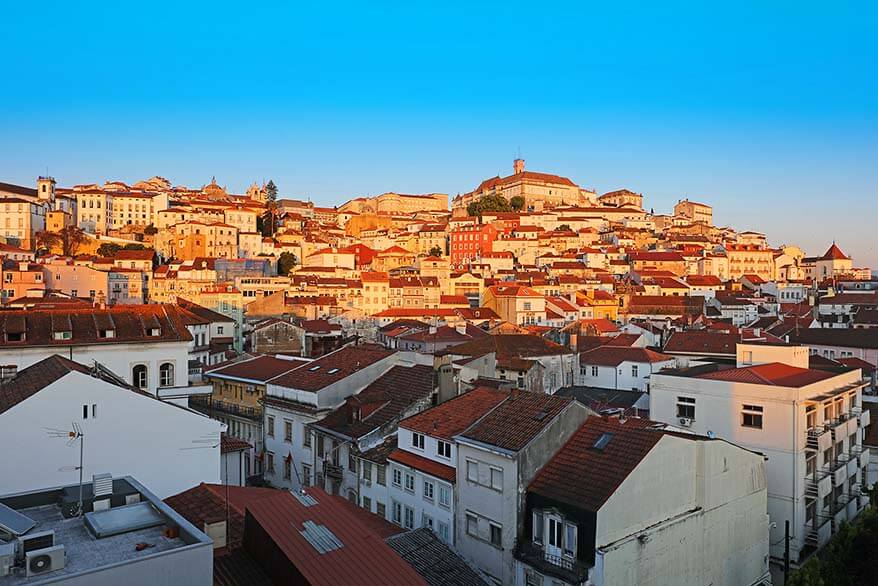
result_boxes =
[159,363,175,388]
[132,364,148,389]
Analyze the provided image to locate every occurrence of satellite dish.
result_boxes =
[707,430,716,439]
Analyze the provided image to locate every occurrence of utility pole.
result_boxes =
[783,519,790,585]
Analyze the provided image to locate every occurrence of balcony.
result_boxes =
[323,461,344,481]
[513,540,591,585]
[190,396,262,421]
[806,426,832,453]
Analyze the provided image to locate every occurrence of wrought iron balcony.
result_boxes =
[323,461,344,481]
[513,540,591,584]
[190,396,262,421]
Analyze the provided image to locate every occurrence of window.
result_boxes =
[284,421,293,443]
[348,452,357,472]
[392,468,402,487]
[591,366,598,377]
[563,523,576,556]
[466,514,478,537]
[303,429,311,448]
[217,326,224,335]
[283,458,291,480]
[824,402,833,422]
[411,432,425,450]
[159,363,174,388]
[376,502,386,518]
[742,405,764,429]
[91,404,97,419]
[132,364,148,389]
[806,456,816,477]
[490,467,503,491]
[526,570,544,586]
[423,480,434,501]
[267,416,275,438]
[266,452,275,474]
[806,405,816,429]
[422,513,434,531]
[404,472,415,493]
[404,506,415,529]
[467,460,478,482]
[316,434,324,454]
[377,465,386,486]
[363,461,372,482]
[438,521,450,543]
[302,464,311,486]
[823,447,832,466]
[533,510,545,544]
[437,440,452,459]
[676,396,696,419]
[439,485,450,508]
[631,365,639,377]
[362,496,371,511]
[490,523,502,548]
[82,404,89,419]
[392,501,402,524]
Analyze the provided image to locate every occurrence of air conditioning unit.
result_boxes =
[678,417,692,427]
[26,545,66,577]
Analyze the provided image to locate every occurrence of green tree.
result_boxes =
[265,180,278,202]
[557,224,572,232]
[510,195,525,211]
[143,224,158,236]
[123,243,147,250]
[277,252,297,275]
[466,194,511,217]
[96,242,122,257]
[428,245,443,257]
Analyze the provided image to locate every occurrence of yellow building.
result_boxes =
[674,199,713,225]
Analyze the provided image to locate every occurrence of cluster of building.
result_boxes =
[1,159,877,585]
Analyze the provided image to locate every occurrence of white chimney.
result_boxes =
[0,365,17,383]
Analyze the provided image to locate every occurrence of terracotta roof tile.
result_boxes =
[207,355,308,383]
[695,362,838,387]
[459,392,573,452]
[388,449,456,483]
[269,345,394,391]
[401,387,508,440]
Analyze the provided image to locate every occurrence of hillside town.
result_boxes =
[1,159,876,586]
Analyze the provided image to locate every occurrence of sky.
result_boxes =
[2,1,876,267]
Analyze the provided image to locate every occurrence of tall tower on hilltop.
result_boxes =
[513,158,525,174]
[37,175,56,203]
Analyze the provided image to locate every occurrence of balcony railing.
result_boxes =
[323,461,344,481]
[513,540,591,584]
[190,396,262,421]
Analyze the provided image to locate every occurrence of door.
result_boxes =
[546,516,563,559]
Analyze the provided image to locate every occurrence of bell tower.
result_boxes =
[37,175,56,203]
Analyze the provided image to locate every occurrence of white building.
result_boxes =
[650,342,870,564]
[384,386,509,546]
[514,415,770,586]
[577,345,676,391]
[0,355,222,498]
[0,304,198,397]
[455,391,589,585]
[261,345,404,494]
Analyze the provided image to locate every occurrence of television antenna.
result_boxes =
[46,423,85,517]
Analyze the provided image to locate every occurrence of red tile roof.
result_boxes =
[221,435,252,453]
[241,487,424,585]
[663,331,740,355]
[301,319,342,334]
[445,333,571,359]
[207,355,309,383]
[312,364,435,439]
[820,243,850,261]
[401,386,508,440]
[459,392,573,452]
[164,483,246,552]
[388,449,456,483]
[695,362,838,387]
[269,345,394,391]
[0,355,91,415]
[528,416,663,511]
[0,304,193,348]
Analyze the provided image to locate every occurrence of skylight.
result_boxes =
[593,432,613,451]
[327,368,340,374]
[309,365,321,372]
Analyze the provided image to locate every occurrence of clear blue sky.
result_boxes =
[2,1,876,267]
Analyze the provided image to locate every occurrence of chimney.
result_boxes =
[568,332,578,352]
[0,365,17,383]
[513,158,525,175]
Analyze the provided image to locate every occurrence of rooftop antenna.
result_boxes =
[46,423,85,517]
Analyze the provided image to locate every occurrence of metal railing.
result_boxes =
[190,396,262,420]
[513,540,591,583]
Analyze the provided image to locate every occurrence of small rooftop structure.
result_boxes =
[0,476,211,585]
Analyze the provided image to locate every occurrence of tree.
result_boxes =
[60,226,87,257]
[428,245,443,257]
[96,243,122,257]
[277,252,297,275]
[143,224,158,236]
[557,224,572,232]
[510,195,525,211]
[265,180,278,203]
[35,230,62,253]
[467,194,511,217]
[123,243,147,250]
